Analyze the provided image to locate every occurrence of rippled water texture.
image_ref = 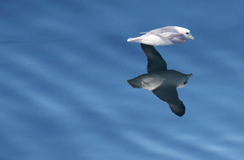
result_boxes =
[0,1,244,160]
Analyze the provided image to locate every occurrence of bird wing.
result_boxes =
[152,85,185,117]
[164,33,187,44]
[140,44,167,73]
[150,27,187,44]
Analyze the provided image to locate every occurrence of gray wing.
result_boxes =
[152,85,185,117]
[150,27,187,44]
[150,26,179,35]
[164,34,187,44]
[140,44,167,73]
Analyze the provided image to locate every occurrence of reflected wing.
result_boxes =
[152,85,185,117]
[140,44,167,73]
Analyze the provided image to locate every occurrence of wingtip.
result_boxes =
[169,102,185,117]
[175,112,185,117]
[173,109,185,117]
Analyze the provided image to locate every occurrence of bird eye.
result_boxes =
[186,32,189,34]
[183,81,187,85]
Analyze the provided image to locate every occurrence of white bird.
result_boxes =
[127,44,192,117]
[127,26,194,46]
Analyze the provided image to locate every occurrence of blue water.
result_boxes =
[1,1,244,159]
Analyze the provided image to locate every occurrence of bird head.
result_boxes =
[177,73,193,88]
[175,26,194,40]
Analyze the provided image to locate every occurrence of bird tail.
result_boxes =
[127,37,142,43]
[127,79,142,88]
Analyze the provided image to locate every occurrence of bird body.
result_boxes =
[127,70,189,91]
[127,34,173,46]
[127,26,194,46]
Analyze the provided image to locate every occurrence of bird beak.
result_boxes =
[187,73,193,78]
[189,35,194,40]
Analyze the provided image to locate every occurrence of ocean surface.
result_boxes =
[1,1,244,160]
